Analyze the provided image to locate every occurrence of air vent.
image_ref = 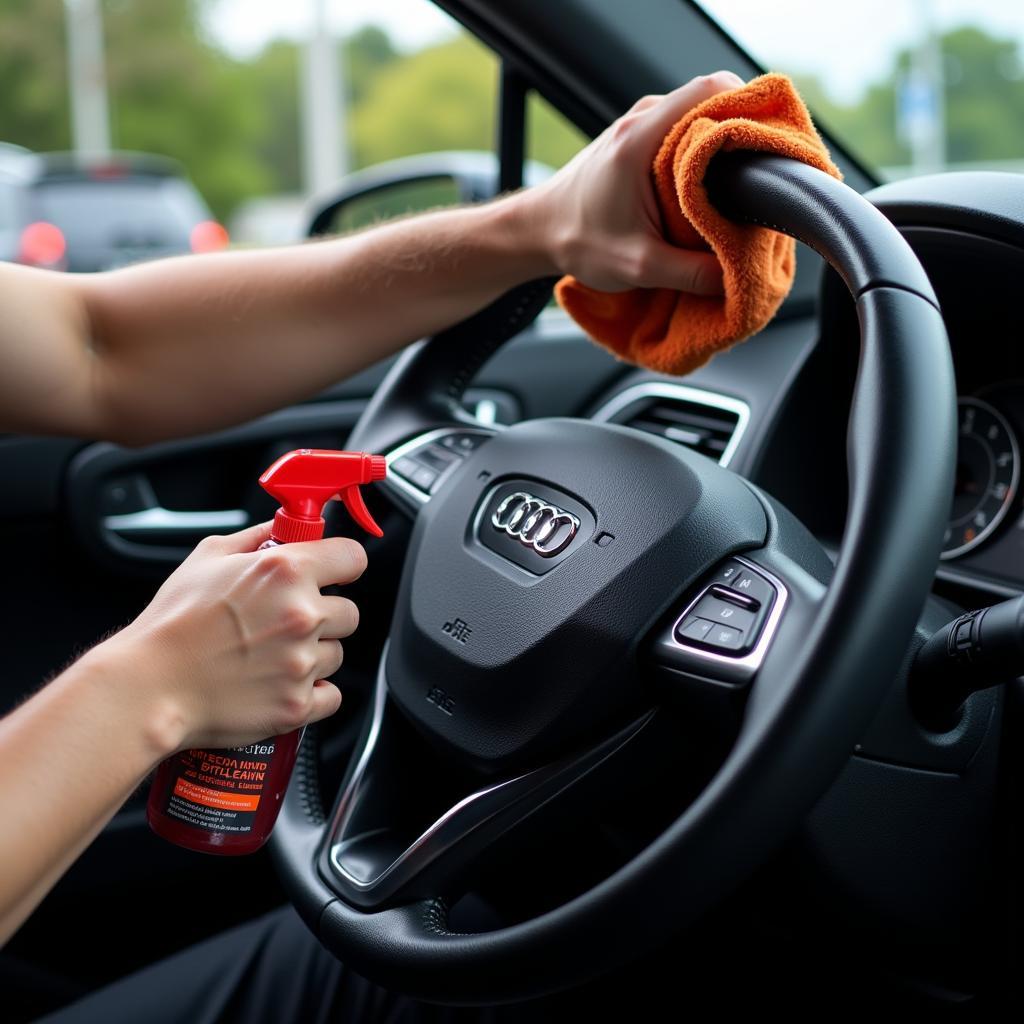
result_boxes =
[591,384,749,467]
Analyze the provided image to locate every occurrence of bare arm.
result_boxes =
[0,74,738,446]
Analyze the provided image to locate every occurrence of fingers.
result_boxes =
[197,520,274,556]
[629,240,724,295]
[305,678,343,724]
[301,537,369,588]
[312,637,345,680]
[628,94,663,115]
[318,595,360,639]
[630,71,745,151]
[254,535,368,587]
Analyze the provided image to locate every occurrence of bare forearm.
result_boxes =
[0,642,181,945]
[72,197,555,445]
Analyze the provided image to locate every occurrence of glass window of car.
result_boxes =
[0,181,16,232]
[697,0,1024,181]
[1,1,546,250]
[527,90,590,172]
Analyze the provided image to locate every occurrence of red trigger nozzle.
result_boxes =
[259,449,388,543]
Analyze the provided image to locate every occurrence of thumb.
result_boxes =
[306,679,343,724]
[633,239,724,295]
[209,519,275,555]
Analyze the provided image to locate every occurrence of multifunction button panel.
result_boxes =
[653,556,787,685]
[387,429,493,504]
[674,560,776,655]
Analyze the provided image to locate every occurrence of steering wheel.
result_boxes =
[270,152,955,1004]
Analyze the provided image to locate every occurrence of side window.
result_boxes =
[527,91,590,174]
[0,3,592,253]
[0,183,15,233]
[525,93,590,307]
[324,177,462,235]
[322,17,499,229]
[348,30,498,171]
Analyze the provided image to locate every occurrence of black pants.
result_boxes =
[33,900,907,1020]
[35,905,515,1024]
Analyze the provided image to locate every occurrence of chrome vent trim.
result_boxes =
[591,382,750,468]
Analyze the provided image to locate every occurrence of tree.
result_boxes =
[796,25,1024,175]
[103,0,274,217]
[348,31,587,173]
[344,25,398,105]
[349,34,498,169]
[0,0,70,153]
[0,3,587,221]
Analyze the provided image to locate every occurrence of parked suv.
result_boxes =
[0,144,227,272]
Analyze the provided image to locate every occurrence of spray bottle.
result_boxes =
[146,448,387,855]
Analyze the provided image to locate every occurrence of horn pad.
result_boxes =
[386,417,767,772]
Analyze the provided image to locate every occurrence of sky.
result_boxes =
[206,0,1024,103]
[206,0,457,58]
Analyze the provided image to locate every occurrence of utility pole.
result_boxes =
[301,0,348,197]
[898,0,946,175]
[64,0,111,157]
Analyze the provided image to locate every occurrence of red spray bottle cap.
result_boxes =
[259,448,388,542]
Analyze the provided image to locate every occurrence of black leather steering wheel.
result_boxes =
[270,152,956,1004]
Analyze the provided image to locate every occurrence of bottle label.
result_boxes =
[161,740,276,834]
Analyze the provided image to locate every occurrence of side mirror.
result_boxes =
[305,151,553,238]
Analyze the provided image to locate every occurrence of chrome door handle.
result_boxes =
[103,507,248,535]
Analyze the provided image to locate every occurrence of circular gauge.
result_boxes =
[942,398,1020,559]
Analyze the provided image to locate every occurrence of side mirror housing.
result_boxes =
[305,151,553,237]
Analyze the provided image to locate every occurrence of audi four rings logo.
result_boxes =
[491,491,579,557]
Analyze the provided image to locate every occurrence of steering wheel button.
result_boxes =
[707,583,757,610]
[706,624,744,650]
[675,616,715,643]
[418,445,458,471]
[713,562,742,584]
[691,594,756,634]
[410,465,438,491]
[392,456,420,480]
[728,570,775,609]
[440,433,485,454]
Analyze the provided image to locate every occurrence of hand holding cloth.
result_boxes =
[556,73,842,375]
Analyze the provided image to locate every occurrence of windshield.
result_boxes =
[697,0,1024,181]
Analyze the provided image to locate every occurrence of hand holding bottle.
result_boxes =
[108,520,366,755]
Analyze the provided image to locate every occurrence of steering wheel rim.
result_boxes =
[271,152,956,1004]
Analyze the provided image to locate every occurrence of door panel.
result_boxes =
[66,399,368,572]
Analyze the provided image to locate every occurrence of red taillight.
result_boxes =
[89,164,128,180]
[19,222,67,268]
[190,220,229,254]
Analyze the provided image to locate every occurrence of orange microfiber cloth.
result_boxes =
[555,73,841,376]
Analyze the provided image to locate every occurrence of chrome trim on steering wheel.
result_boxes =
[323,650,656,909]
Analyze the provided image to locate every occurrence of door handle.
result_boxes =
[103,507,248,535]
[65,397,370,571]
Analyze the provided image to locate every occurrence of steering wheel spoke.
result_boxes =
[319,646,658,910]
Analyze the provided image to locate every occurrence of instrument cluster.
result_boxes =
[942,387,1024,585]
